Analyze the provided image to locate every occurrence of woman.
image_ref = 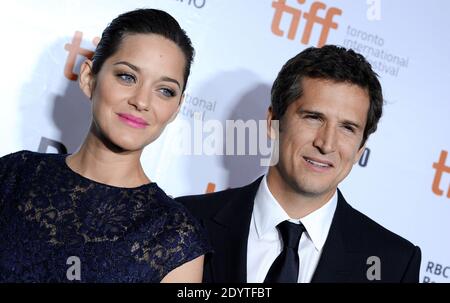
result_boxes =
[0,9,210,282]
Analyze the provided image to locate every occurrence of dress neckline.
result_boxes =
[58,153,157,190]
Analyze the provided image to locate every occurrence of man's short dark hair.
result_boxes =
[271,45,383,147]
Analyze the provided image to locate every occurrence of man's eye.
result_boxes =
[344,125,355,133]
[159,88,176,98]
[117,73,136,83]
[305,115,320,120]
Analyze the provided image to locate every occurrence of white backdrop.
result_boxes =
[0,0,449,282]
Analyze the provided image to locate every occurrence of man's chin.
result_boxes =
[292,181,334,198]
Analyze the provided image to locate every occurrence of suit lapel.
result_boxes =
[206,183,367,282]
[311,189,364,282]
[211,177,262,282]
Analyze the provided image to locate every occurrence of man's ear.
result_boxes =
[79,59,95,100]
[168,93,185,123]
[267,106,277,140]
[354,144,366,164]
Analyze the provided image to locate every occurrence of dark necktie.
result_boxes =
[264,220,305,283]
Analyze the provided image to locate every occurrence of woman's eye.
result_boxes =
[117,73,136,84]
[159,88,176,98]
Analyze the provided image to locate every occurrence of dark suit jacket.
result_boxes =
[177,177,421,283]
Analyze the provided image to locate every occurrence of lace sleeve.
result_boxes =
[0,154,5,212]
[159,206,211,280]
[0,151,27,213]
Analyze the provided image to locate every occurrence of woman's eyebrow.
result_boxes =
[160,76,181,89]
[113,61,181,89]
[113,61,140,72]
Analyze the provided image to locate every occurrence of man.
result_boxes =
[177,45,421,283]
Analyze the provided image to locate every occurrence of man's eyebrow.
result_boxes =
[298,109,324,117]
[299,109,363,129]
[113,61,140,72]
[341,119,362,130]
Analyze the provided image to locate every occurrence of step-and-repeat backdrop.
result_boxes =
[0,0,448,282]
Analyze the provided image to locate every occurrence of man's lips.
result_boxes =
[303,156,334,168]
[117,113,149,129]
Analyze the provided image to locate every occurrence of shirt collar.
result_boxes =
[253,175,337,251]
[300,190,337,251]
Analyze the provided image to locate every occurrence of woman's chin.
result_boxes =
[102,136,146,153]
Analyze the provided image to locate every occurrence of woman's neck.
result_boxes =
[66,131,150,188]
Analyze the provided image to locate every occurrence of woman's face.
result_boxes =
[80,33,186,152]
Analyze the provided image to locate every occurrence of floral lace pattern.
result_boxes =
[0,151,210,282]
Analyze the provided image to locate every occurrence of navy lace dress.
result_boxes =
[0,151,210,282]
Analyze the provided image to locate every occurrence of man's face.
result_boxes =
[268,77,369,201]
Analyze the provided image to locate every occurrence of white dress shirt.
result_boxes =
[246,175,337,283]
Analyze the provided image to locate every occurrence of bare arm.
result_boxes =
[160,255,204,283]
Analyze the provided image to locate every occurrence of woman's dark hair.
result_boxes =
[271,45,383,147]
[92,8,194,92]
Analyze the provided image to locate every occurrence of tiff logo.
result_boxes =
[64,31,100,81]
[432,150,450,198]
[271,0,342,47]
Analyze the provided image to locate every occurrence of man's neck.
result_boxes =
[266,168,335,219]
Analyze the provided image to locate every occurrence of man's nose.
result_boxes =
[313,123,337,154]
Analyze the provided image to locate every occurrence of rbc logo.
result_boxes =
[271,0,342,47]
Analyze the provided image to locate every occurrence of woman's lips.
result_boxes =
[117,113,149,129]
